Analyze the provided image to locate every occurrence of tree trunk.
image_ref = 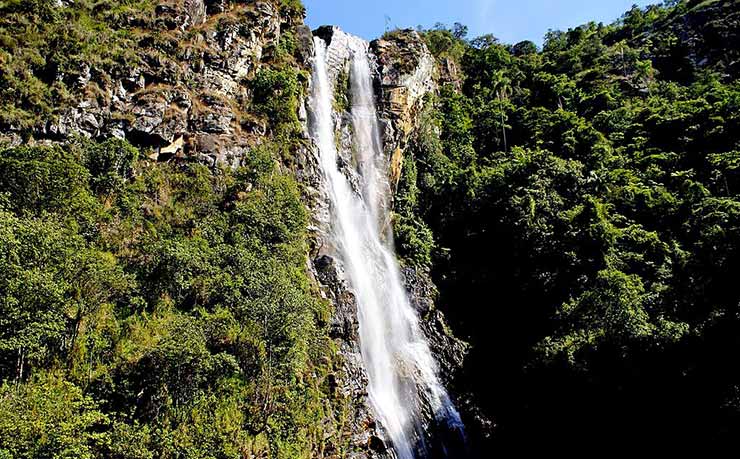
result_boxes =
[16,348,25,386]
[68,307,83,367]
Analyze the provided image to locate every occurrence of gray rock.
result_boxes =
[154,0,206,31]
[130,87,191,146]
[189,94,234,134]
[314,26,368,86]
[295,25,316,66]
[402,266,468,385]
[204,0,227,14]
[22,0,285,168]
[310,254,387,459]
[373,31,436,120]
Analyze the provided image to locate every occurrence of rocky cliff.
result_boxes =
[301,26,473,458]
[0,3,471,456]
[371,30,437,189]
[1,0,309,167]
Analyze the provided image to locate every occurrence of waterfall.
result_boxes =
[309,36,465,458]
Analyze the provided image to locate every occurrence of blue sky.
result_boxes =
[304,0,658,46]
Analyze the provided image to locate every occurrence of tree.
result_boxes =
[0,374,108,459]
[0,211,80,381]
[470,34,499,50]
[452,22,468,40]
[512,40,538,56]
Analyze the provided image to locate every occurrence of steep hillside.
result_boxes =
[2,0,740,457]
[0,1,461,458]
[0,1,344,458]
[402,0,740,453]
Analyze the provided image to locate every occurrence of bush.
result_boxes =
[0,374,108,459]
[80,138,139,195]
[0,136,334,456]
[0,145,100,228]
[251,68,301,135]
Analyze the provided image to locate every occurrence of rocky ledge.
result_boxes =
[2,0,309,167]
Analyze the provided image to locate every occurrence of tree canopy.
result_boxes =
[401,0,740,451]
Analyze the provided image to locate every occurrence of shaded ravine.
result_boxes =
[309,35,466,458]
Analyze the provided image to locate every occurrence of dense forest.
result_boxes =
[0,140,337,458]
[0,1,341,458]
[393,0,740,452]
[1,0,740,457]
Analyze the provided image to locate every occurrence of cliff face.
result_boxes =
[371,30,437,190]
[2,0,309,167]
[370,29,469,396]
[298,26,387,459]
[301,26,472,458]
[0,3,469,456]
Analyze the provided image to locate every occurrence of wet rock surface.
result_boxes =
[304,25,477,458]
[402,266,468,386]
[310,253,388,459]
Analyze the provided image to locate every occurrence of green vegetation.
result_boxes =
[0,0,308,134]
[2,0,739,454]
[0,0,154,130]
[0,0,348,456]
[408,0,740,450]
[0,138,336,458]
[332,69,352,114]
[252,68,304,138]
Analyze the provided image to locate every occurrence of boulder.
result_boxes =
[154,0,206,31]
[129,87,191,146]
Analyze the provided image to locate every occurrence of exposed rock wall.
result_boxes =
[299,26,389,459]
[3,0,297,167]
[312,255,389,459]
[650,0,740,78]
[300,25,471,458]
[313,26,365,86]
[368,30,470,392]
[371,30,436,189]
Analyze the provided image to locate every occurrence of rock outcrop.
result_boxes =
[313,26,366,86]
[372,30,436,136]
[402,266,468,387]
[371,30,436,188]
[650,0,740,78]
[6,0,297,167]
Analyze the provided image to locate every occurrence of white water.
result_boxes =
[309,37,464,459]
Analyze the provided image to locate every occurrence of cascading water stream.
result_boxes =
[309,35,466,458]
